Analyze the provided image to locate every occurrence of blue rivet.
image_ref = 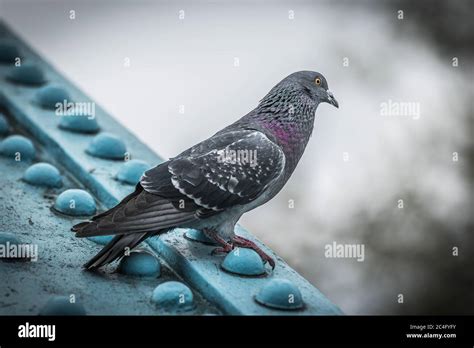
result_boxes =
[221,247,266,276]
[39,296,86,315]
[7,63,46,85]
[35,85,71,110]
[23,162,62,188]
[116,159,151,185]
[255,278,304,310]
[0,42,20,63]
[151,281,194,312]
[184,229,216,245]
[0,232,28,261]
[87,235,114,245]
[0,114,9,135]
[86,133,127,160]
[0,232,22,245]
[58,114,100,134]
[118,250,161,277]
[54,189,96,216]
[0,135,35,161]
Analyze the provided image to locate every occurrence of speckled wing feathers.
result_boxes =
[141,130,285,212]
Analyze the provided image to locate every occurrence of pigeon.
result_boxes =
[72,71,338,270]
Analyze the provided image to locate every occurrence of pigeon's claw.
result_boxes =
[231,235,276,270]
[211,245,233,255]
[203,228,234,255]
[203,230,276,269]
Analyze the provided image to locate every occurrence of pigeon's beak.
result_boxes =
[326,90,339,108]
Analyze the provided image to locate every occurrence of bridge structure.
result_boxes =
[0,21,342,315]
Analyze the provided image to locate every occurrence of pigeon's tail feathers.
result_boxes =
[72,187,196,238]
[92,183,144,221]
[83,231,154,269]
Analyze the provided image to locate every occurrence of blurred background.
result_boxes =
[1,0,472,314]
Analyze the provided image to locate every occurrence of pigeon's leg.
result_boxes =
[203,228,233,255]
[231,235,276,269]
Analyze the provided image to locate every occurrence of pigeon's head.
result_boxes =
[286,71,339,108]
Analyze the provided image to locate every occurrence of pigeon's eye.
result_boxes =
[315,77,321,86]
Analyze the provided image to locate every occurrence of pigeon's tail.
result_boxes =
[72,183,196,269]
[83,231,156,269]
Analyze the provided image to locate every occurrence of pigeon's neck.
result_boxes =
[242,87,318,175]
[257,116,315,176]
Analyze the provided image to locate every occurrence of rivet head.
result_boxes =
[86,133,127,160]
[151,281,194,313]
[54,189,96,216]
[184,229,216,245]
[58,113,100,134]
[0,114,10,135]
[35,85,71,110]
[0,232,29,261]
[39,296,86,316]
[118,250,161,277]
[0,135,35,160]
[87,235,113,245]
[23,162,62,188]
[255,278,304,310]
[116,159,151,185]
[7,63,46,85]
[221,247,266,276]
[0,42,20,64]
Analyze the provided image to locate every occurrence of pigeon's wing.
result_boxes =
[140,130,286,214]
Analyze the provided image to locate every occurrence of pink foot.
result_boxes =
[231,235,276,269]
[203,229,234,255]
[211,245,233,255]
